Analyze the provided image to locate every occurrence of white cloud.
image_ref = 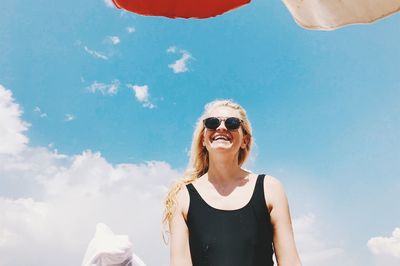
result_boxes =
[0,197,49,245]
[368,227,400,265]
[76,41,109,60]
[86,80,120,95]
[33,106,47,118]
[126,27,135,33]
[0,85,30,155]
[84,46,108,60]
[104,0,114,8]
[166,46,177,53]
[64,114,75,121]
[108,36,120,45]
[292,213,351,266]
[0,90,180,265]
[127,84,156,109]
[0,148,178,266]
[168,50,192,74]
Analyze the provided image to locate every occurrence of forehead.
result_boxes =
[206,106,241,118]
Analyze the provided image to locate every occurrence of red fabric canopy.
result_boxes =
[111,0,251,19]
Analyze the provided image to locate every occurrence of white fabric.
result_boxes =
[282,0,400,30]
[82,223,146,266]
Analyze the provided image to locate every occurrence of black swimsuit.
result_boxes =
[186,174,274,266]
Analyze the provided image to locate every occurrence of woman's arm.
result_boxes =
[265,176,302,266]
[169,187,192,266]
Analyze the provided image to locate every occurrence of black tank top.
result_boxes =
[186,174,274,266]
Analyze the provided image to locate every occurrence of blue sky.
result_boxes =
[1,0,400,265]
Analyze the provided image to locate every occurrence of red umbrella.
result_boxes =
[111,0,251,19]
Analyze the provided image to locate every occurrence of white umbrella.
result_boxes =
[282,0,400,30]
[82,223,146,266]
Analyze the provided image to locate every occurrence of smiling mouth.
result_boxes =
[211,135,232,142]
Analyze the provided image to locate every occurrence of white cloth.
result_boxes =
[82,223,146,266]
[282,0,400,30]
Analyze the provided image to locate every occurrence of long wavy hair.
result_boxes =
[162,99,253,240]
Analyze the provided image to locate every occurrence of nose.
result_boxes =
[216,120,227,130]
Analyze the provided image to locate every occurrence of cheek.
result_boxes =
[202,131,210,144]
[238,134,247,146]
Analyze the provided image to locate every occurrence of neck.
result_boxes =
[207,153,248,184]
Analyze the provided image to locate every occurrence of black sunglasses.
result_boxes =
[203,117,243,131]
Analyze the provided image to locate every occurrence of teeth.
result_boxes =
[213,136,229,141]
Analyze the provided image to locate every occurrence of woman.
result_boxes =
[163,99,301,266]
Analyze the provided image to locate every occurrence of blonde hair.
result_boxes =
[162,99,253,237]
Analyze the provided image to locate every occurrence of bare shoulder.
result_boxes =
[263,175,288,211]
[264,175,285,192]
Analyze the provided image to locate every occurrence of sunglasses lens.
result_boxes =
[204,117,220,130]
[225,117,241,130]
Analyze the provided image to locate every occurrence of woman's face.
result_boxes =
[202,106,248,155]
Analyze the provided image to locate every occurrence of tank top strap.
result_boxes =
[186,183,197,196]
[186,183,193,192]
[254,174,266,201]
[186,183,201,203]
[250,174,272,223]
[186,183,206,218]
